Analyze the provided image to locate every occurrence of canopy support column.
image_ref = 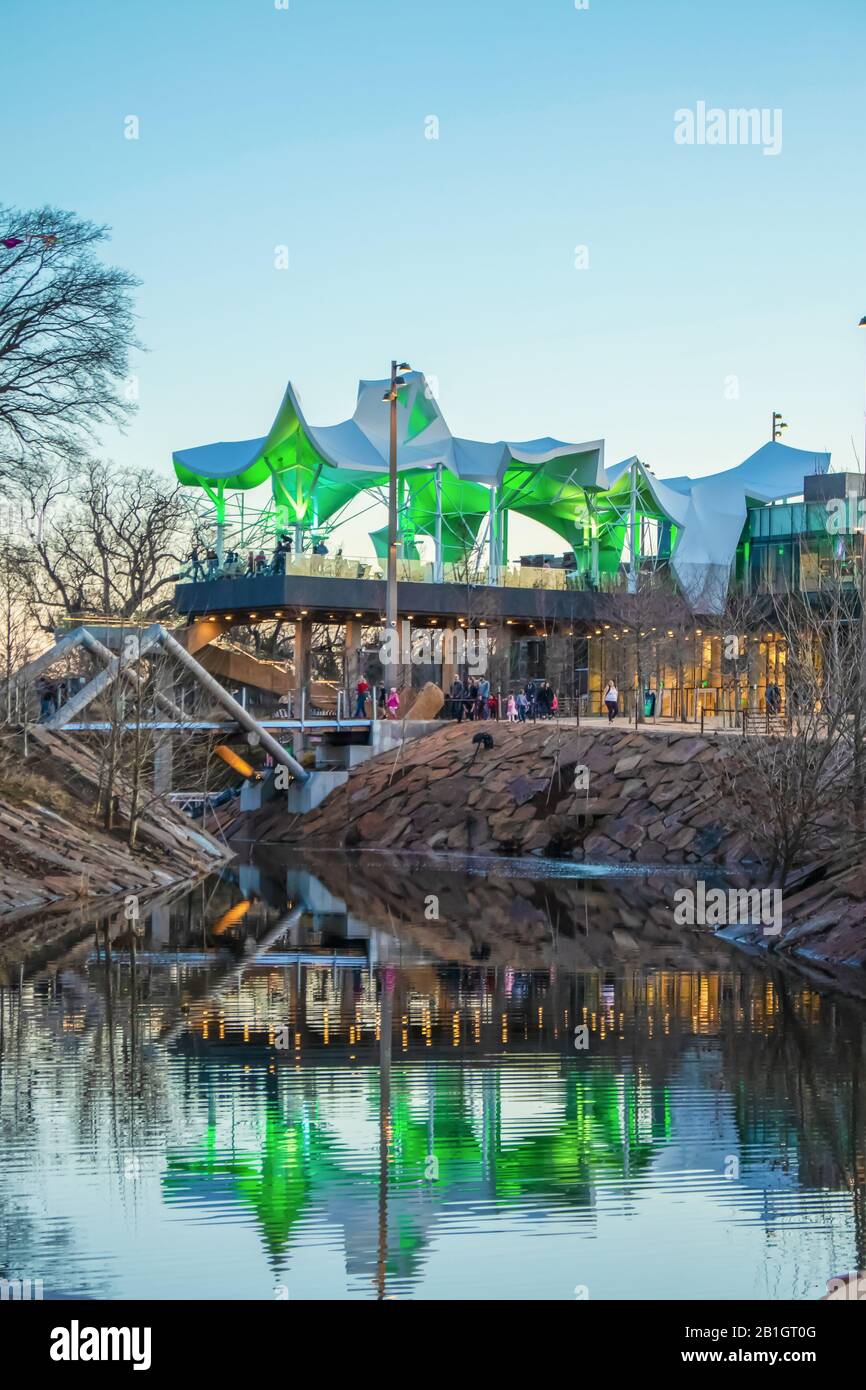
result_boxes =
[434,463,444,583]
[628,459,639,594]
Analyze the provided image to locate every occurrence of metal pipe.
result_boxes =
[45,625,166,729]
[78,630,185,721]
[158,628,310,781]
[385,360,399,681]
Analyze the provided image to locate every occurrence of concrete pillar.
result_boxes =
[345,618,363,697]
[441,618,458,695]
[491,622,512,697]
[293,617,312,703]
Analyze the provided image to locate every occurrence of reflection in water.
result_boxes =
[0,850,864,1300]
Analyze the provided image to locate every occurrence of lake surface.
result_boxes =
[0,849,863,1301]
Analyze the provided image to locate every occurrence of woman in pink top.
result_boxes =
[386,687,400,719]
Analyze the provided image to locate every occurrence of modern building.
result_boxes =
[172,371,843,716]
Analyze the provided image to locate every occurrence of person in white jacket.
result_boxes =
[603,680,619,722]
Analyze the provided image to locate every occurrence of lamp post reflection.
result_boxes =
[376,966,395,1300]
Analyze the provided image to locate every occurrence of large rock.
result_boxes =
[405,682,445,720]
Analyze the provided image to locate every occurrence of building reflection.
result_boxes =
[1,854,866,1297]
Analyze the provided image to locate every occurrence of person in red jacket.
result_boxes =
[354,677,370,717]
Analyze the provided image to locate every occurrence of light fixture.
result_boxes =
[274,610,283,617]
[355,611,363,617]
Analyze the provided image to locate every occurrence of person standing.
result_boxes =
[604,680,619,722]
[506,693,517,721]
[516,690,527,723]
[354,677,370,717]
[479,676,490,720]
[450,676,464,722]
[386,687,400,720]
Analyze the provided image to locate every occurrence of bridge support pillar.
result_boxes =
[293,617,312,715]
[344,618,363,703]
[440,619,458,696]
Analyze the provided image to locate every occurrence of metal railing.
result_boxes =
[179,552,633,595]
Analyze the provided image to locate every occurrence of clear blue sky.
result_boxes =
[3,0,865,552]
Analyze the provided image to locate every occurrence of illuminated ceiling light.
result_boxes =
[274,610,283,617]
[249,612,258,618]
[355,611,363,617]
[696,628,703,635]
[300,609,308,614]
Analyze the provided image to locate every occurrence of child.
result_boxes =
[386,687,400,720]
[506,693,517,721]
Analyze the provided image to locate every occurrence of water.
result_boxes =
[0,849,863,1302]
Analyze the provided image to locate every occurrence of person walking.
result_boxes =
[450,676,464,722]
[354,677,370,717]
[604,680,619,722]
[516,690,527,723]
[506,693,517,721]
[479,676,490,720]
[386,687,400,720]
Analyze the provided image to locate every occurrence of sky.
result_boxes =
[3,0,865,557]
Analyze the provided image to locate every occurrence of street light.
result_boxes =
[859,318,866,469]
[772,411,787,442]
[383,360,411,683]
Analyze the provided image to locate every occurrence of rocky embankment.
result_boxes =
[241,722,866,994]
[0,723,229,936]
[724,855,866,993]
[248,722,755,867]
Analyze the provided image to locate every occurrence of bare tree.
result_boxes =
[15,457,194,629]
[0,537,39,717]
[720,569,862,885]
[0,204,140,470]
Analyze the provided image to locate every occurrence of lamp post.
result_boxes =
[772,411,787,442]
[383,361,411,685]
[859,318,866,469]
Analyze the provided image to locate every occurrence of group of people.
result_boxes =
[186,534,338,582]
[446,677,558,722]
[353,679,400,719]
[36,676,83,721]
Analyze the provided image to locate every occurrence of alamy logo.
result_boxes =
[825,494,866,534]
[50,1321,152,1372]
[674,882,782,936]
[379,620,487,675]
[674,102,782,157]
[0,1277,43,1300]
